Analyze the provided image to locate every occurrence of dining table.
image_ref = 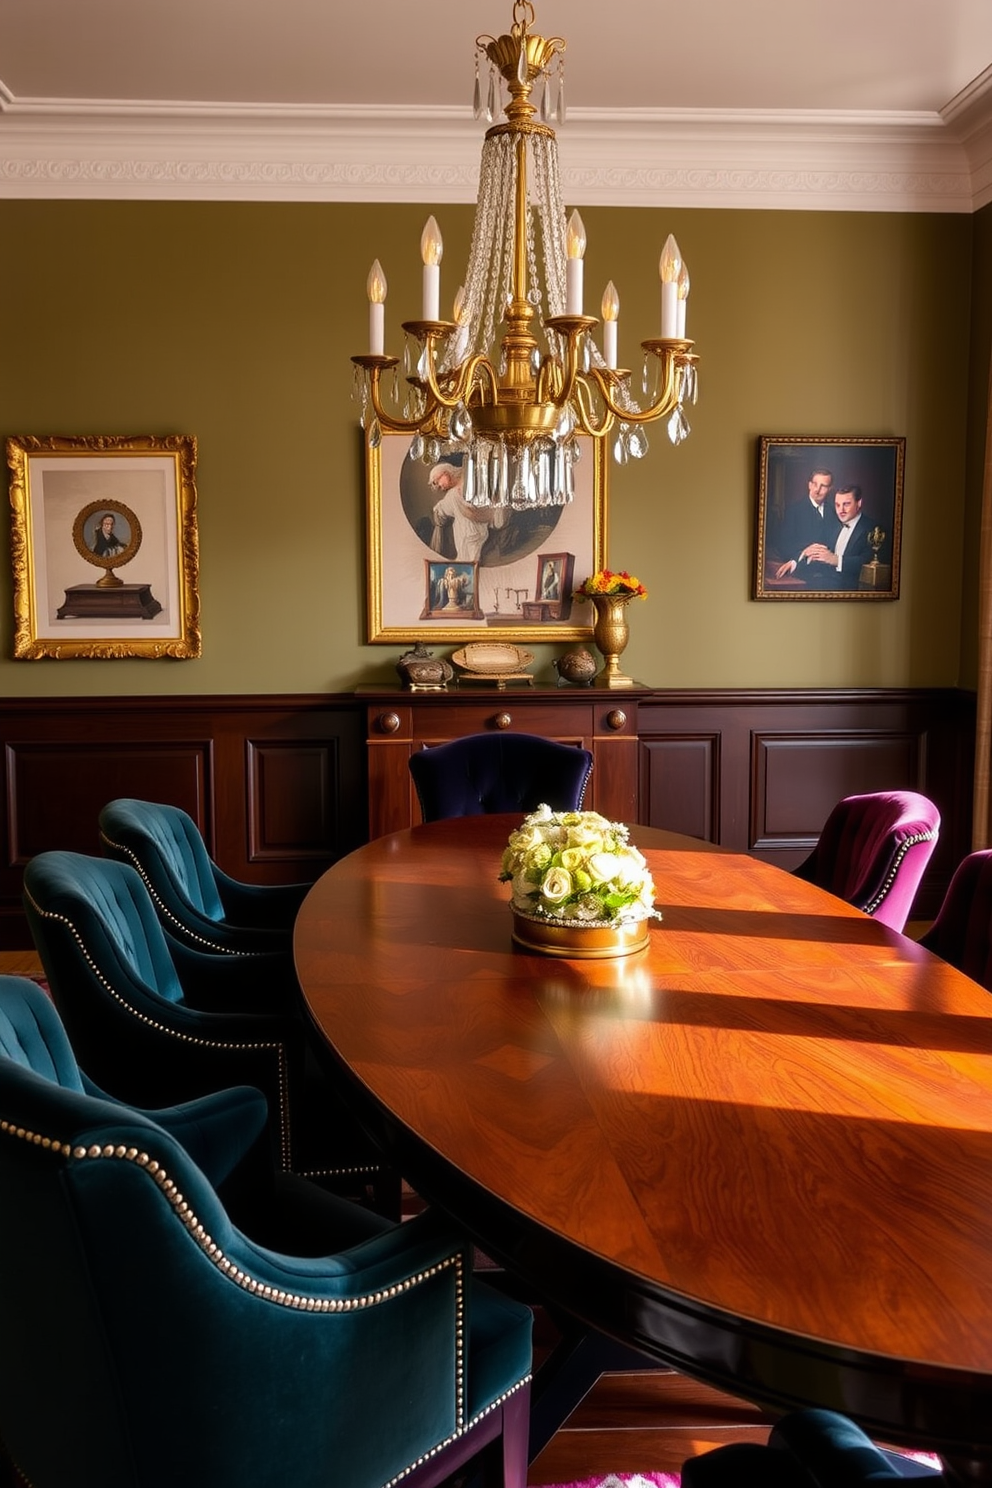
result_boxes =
[294,813,992,1479]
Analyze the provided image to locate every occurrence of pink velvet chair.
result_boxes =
[793,790,940,933]
[919,849,992,989]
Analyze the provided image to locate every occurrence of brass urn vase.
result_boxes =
[590,594,635,688]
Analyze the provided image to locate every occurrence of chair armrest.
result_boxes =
[213,868,311,932]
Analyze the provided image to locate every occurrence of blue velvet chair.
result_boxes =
[683,1408,941,1488]
[793,791,941,933]
[408,732,594,823]
[98,797,309,957]
[919,849,992,990]
[0,975,532,1488]
[21,851,393,1203]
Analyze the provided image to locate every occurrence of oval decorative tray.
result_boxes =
[452,644,535,676]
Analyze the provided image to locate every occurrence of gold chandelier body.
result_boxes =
[353,0,698,506]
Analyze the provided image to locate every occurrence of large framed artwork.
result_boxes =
[366,431,607,642]
[753,435,905,601]
[7,433,201,659]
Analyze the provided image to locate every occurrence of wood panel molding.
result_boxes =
[0,686,975,945]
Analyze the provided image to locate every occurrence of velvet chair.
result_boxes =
[409,731,594,823]
[98,797,309,958]
[21,851,394,1204]
[919,849,992,990]
[0,979,532,1488]
[683,1408,941,1488]
[793,791,940,933]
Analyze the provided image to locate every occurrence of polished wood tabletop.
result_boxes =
[295,814,992,1466]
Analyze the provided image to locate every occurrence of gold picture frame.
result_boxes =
[7,433,202,658]
[365,430,607,643]
[754,435,905,601]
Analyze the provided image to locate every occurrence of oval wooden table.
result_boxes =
[294,815,992,1475]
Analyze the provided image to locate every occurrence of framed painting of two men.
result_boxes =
[754,436,905,601]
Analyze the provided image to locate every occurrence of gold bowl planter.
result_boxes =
[511,908,651,958]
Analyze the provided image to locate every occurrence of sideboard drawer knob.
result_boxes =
[377,711,401,735]
[493,712,513,730]
[606,709,627,731]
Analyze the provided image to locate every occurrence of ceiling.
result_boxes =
[2,0,992,211]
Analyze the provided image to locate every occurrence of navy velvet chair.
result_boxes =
[0,976,532,1488]
[793,791,940,933]
[99,797,310,957]
[21,851,393,1203]
[408,731,594,823]
[919,849,992,990]
[683,1408,941,1488]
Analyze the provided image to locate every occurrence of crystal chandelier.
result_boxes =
[352,0,698,510]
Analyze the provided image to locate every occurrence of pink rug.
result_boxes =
[541,1476,681,1488]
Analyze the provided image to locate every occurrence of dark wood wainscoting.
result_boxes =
[639,688,975,918]
[0,695,367,948]
[0,687,974,945]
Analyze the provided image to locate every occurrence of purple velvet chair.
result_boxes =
[919,849,992,989]
[409,732,594,823]
[793,790,940,933]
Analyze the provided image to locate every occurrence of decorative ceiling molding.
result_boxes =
[0,90,989,212]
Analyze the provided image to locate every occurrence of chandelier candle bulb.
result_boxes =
[601,280,620,369]
[421,216,443,321]
[659,234,682,339]
[677,260,690,337]
[367,259,387,356]
[565,210,586,315]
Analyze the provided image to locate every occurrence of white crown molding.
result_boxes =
[0,88,989,211]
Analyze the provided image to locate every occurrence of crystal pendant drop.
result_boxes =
[516,43,528,86]
[426,438,442,464]
[403,339,413,376]
[486,69,496,124]
[409,433,426,462]
[613,428,629,466]
[451,402,473,441]
[556,68,566,124]
[368,418,382,450]
[473,58,483,120]
[541,73,552,122]
[628,427,649,459]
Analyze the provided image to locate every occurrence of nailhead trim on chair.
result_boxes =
[23,890,293,1171]
[862,828,939,917]
[98,831,264,958]
[0,1118,471,1438]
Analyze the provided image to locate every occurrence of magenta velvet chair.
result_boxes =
[793,790,940,932]
[919,849,992,989]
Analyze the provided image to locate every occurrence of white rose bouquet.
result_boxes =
[500,805,660,926]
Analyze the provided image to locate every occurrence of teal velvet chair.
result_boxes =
[22,850,395,1206]
[683,1409,942,1488]
[98,797,310,958]
[0,975,532,1488]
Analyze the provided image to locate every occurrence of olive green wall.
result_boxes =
[0,200,975,697]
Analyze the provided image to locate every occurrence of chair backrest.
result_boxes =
[920,849,992,990]
[0,974,84,1092]
[409,731,594,822]
[793,790,940,932]
[99,797,226,922]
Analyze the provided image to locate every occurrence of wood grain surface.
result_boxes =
[294,815,992,1464]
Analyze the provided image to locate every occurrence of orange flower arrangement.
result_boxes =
[574,569,648,600]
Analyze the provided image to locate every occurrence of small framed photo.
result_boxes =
[420,560,485,621]
[534,551,574,620]
[754,436,905,601]
[6,433,201,657]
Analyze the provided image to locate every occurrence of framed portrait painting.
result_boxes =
[7,433,201,658]
[754,436,905,601]
[365,430,606,642]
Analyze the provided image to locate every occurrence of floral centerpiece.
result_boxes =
[573,569,648,600]
[500,805,660,958]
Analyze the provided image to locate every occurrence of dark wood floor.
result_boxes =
[527,1366,773,1485]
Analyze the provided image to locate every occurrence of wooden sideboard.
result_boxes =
[359,685,652,839]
